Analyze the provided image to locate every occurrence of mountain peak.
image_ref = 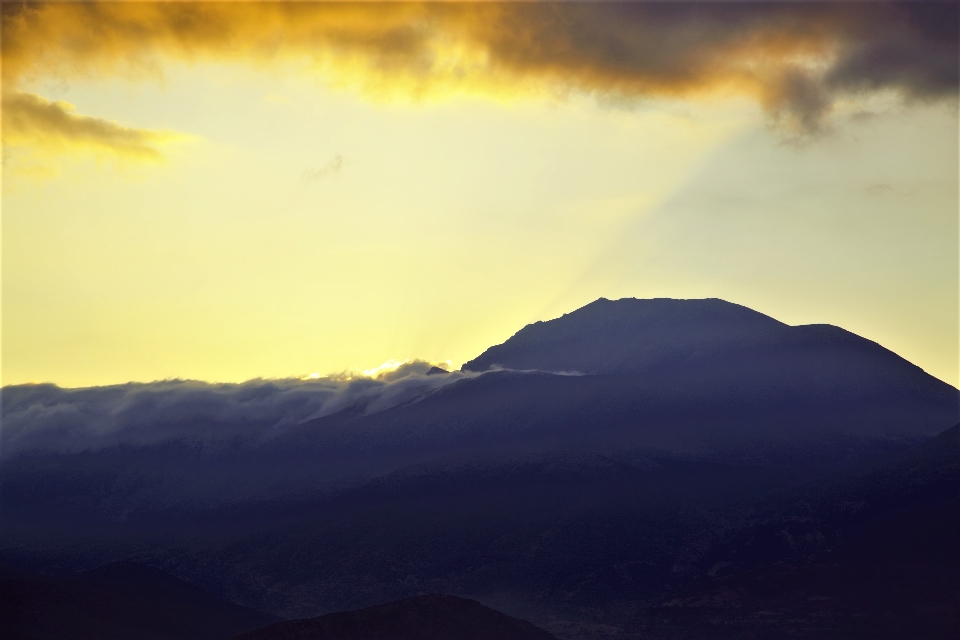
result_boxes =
[462,297,785,375]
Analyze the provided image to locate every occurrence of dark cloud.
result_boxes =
[469,2,957,132]
[2,3,956,133]
[0,361,469,458]
[825,2,959,98]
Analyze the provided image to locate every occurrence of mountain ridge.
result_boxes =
[462,298,938,383]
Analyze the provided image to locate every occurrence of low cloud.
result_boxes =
[2,91,188,160]
[0,360,468,458]
[302,154,343,184]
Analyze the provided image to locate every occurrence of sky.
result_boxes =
[2,1,958,388]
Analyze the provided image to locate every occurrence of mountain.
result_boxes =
[274,298,955,476]
[462,299,949,407]
[463,298,786,374]
[3,298,954,513]
[1,298,957,638]
[0,561,276,640]
[230,595,558,640]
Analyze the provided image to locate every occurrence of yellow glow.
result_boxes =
[359,360,400,378]
[1,4,956,389]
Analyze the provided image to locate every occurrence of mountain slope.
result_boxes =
[183,452,797,620]
[628,423,960,639]
[280,341,955,477]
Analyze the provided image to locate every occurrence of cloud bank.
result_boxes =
[3,2,957,134]
[0,360,465,458]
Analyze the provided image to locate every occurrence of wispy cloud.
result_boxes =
[2,91,189,160]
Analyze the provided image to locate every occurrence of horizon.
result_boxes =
[4,294,959,390]
[3,2,958,388]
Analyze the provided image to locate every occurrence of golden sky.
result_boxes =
[2,2,958,387]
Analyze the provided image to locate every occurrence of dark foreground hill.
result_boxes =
[4,425,956,639]
[0,561,276,640]
[231,595,558,640]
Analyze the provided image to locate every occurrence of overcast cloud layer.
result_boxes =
[1,361,467,458]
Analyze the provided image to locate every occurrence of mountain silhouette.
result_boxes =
[1,297,957,638]
[3,298,955,526]
[463,297,786,374]
[275,298,955,478]
[462,299,947,401]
